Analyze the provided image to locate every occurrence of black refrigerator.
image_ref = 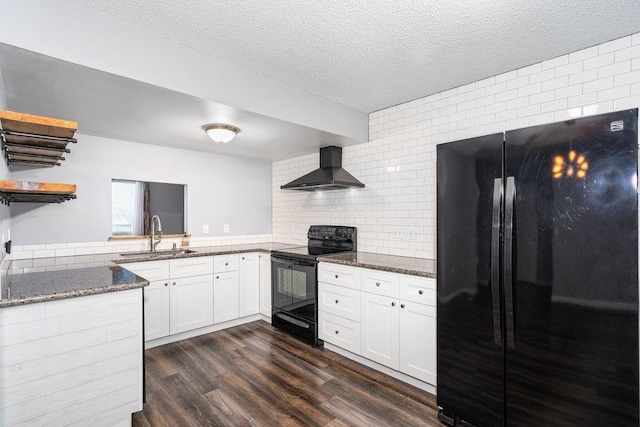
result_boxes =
[436,109,639,426]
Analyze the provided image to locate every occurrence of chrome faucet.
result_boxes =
[150,215,163,252]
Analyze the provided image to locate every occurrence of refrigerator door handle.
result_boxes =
[504,176,516,349]
[490,178,503,345]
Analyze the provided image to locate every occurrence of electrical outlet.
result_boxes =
[203,224,209,234]
[408,230,416,241]
[393,228,403,240]
[224,224,230,234]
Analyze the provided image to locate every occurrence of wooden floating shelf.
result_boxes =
[0,110,78,168]
[0,180,77,205]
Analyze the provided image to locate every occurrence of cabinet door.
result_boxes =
[361,292,399,370]
[259,254,272,317]
[144,279,170,341]
[214,271,240,324]
[238,253,260,317]
[170,275,214,334]
[399,302,437,385]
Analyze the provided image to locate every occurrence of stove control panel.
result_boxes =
[308,225,357,242]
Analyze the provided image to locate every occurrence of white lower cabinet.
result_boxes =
[259,253,272,317]
[360,292,400,369]
[319,311,361,354]
[144,279,170,340]
[125,257,214,341]
[214,271,240,324]
[399,301,437,385]
[170,274,214,334]
[318,262,437,387]
[239,253,260,317]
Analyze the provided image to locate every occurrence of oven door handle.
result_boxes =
[271,255,316,268]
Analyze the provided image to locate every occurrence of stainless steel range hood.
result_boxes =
[280,146,365,191]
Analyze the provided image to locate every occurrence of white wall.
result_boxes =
[10,134,272,245]
[273,32,640,258]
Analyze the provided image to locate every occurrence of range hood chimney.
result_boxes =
[280,146,365,191]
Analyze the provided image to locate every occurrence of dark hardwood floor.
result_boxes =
[133,320,440,426]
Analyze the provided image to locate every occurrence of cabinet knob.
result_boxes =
[172,282,176,286]
[242,257,245,260]
[335,299,340,304]
[376,282,381,287]
[335,330,339,335]
[216,276,220,279]
[225,262,229,266]
[335,274,339,279]
[164,283,168,287]
[418,289,423,295]
[401,304,405,308]
[391,302,396,307]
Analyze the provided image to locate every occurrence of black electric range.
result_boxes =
[271,225,357,345]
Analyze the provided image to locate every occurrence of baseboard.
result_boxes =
[145,314,262,349]
[324,342,437,395]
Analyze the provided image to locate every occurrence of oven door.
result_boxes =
[271,255,317,322]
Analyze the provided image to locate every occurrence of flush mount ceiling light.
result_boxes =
[202,123,240,143]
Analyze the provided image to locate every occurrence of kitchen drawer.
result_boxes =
[170,256,213,278]
[213,255,239,273]
[319,311,361,355]
[399,275,436,306]
[361,269,399,298]
[318,263,360,290]
[318,282,361,322]
[122,260,169,282]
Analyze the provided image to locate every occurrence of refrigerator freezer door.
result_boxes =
[437,133,505,426]
[504,109,639,425]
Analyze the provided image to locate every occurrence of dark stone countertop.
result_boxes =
[0,242,302,308]
[0,265,149,308]
[317,251,437,278]
[113,242,304,264]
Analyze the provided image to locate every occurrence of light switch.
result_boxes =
[203,224,209,234]
[224,224,230,234]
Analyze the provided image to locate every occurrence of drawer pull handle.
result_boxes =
[335,299,340,304]
[418,290,424,295]
[172,282,176,286]
[164,283,168,287]
[335,274,339,279]
[335,330,339,334]
[376,282,381,287]
[401,304,405,308]
[391,302,396,307]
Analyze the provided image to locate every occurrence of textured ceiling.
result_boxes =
[0,44,360,161]
[70,0,640,113]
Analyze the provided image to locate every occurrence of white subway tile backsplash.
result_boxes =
[598,85,630,102]
[583,52,614,70]
[568,69,598,85]
[616,45,640,62]
[599,60,632,78]
[568,45,599,63]
[599,36,632,54]
[542,54,569,70]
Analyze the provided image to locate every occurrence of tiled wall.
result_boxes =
[273,32,640,259]
[9,234,273,261]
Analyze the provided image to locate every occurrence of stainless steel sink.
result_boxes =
[120,249,198,258]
